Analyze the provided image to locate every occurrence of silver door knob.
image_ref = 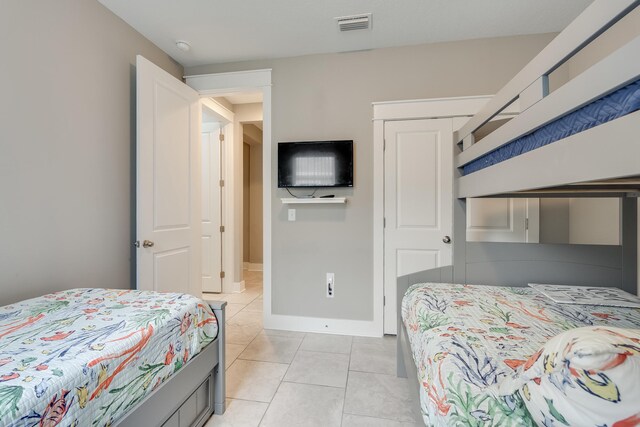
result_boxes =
[142,240,155,248]
[442,236,451,244]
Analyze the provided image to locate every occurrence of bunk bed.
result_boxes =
[0,289,227,427]
[397,1,640,426]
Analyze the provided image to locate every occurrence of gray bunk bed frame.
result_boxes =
[115,300,226,427]
[396,0,640,422]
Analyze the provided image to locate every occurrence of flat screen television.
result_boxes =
[278,140,353,188]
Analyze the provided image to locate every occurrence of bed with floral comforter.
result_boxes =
[0,288,218,427]
[401,283,640,427]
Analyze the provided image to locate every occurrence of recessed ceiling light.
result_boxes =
[175,40,191,52]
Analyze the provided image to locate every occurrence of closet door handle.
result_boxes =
[142,240,155,248]
[442,236,451,244]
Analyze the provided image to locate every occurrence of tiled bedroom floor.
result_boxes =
[203,270,422,427]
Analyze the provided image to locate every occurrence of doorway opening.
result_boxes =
[200,93,264,297]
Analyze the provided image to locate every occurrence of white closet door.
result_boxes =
[136,55,201,295]
[384,118,453,334]
[467,198,540,243]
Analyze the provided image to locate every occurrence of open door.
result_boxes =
[201,124,223,293]
[136,55,201,295]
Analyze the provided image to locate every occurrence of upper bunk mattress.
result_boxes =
[401,283,640,427]
[0,288,219,427]
[463,78,640,175]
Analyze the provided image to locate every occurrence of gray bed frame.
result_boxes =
[115,300,226,427]
[397,4,640,421]
[397,198,638,424]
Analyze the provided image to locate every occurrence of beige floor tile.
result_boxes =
[225,343,246,369]
[205,398,268,427]
[228,310,263,327]
[344,371,419,423]
[352,335,397,346]
[261,329,306,339]
[284,350,349,388]
[243,299,263,312]
[221,290,262,305]
[239,333,302,363]
[259,382,344,427]
[225,292,263,345]
[226,322,262,345]
[349,341,396,375]
[225,303,247,320]
[226,359,288,403]
[299,333,353,354]
[342,413,422,427]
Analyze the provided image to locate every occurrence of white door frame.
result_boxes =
[373,95,520,334]
[185,69,272,310]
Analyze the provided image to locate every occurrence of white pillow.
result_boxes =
[492,326,640,426]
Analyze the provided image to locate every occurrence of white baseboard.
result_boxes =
[264,313,382,337]
[224,280,245,294]
[247,263,263,272]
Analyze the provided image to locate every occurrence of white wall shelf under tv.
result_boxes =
[280,197,347,205]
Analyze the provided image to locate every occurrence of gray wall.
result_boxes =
[187,34,555,321]
[243,126,264,265]
[539,199,570,244]
[243,143,251,262]
[249,134,264,264]
[0,0,182,305]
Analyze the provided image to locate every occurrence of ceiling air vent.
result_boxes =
[336,13,372,32]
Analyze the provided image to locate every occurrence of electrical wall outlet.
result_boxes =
[326,273,335,298]
[288,209,296,221]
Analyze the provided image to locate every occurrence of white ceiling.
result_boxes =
[223,91,263,105]
[99,0,593,68]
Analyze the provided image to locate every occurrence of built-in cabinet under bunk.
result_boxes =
[397,1,640,426]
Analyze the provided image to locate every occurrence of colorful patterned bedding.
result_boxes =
[0,288,219,427]
[401,283,640,427]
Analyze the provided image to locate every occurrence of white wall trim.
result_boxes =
[264,314,380,337]
[373,95,493,335]
[230,280,246,294]
[372,95,518,122]
[201,97,234,122]
[246,263,263,271]
[186,69,273,94]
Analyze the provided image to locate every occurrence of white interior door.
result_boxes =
[384,118,453,334]
[201,125,223,292]
[467,198,540,243]
[136,55,201,295]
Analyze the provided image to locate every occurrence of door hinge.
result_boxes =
[219,179,225,187]
[220,271,225,279]
[220,225,225,233]
[383,139,386,151]
[383,217,386,228]
[525,218,529,230]
[219,134,225,142]
[383,296,386,306]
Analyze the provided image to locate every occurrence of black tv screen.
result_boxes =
[278,140,353,188]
